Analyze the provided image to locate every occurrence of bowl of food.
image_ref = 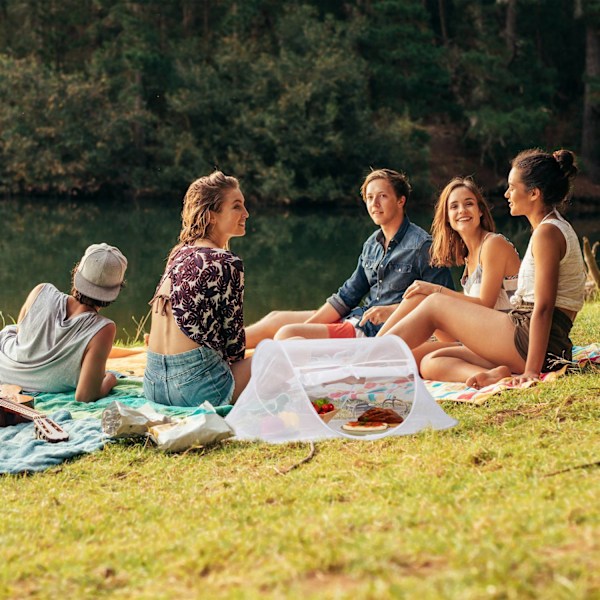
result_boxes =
[311,399,338,424]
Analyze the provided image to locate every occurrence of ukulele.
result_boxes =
[0,384,69,443]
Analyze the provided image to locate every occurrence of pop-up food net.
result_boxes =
[226,337,457,442]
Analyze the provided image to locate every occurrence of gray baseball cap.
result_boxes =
[74,243,128,302]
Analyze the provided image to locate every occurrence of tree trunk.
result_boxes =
[582,24,600,183]
[504,0,517,63]
[438,0,448,45]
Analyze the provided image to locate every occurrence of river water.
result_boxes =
[0,197,597,343]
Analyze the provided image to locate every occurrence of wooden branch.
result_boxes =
[274,442,317,475]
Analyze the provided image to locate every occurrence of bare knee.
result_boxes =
[419,351,443,380]
[417,295,448,329]
[274,324,303,340]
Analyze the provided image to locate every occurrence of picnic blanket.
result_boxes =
[424,343,600,405]
[0,410,104,474]
[1,379,232,475]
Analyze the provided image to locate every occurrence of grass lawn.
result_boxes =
[1,302,599,599]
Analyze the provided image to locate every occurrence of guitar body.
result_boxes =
[0,384,69,443]
[0,384,34,426]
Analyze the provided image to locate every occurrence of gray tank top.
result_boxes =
[0,284,112,393]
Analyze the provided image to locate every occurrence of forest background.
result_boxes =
[1,0,600,204]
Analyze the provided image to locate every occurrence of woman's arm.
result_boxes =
[476,235,520,308]
[75,323,117,403]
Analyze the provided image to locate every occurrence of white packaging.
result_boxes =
[101,401,171,438]
[148,413,234,452]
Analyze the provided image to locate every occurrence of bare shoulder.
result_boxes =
[87,322,117,356]
[17,283,47,323]
[533,222,565,248]
[26,283,47,303]
[532,223,565,260]
[481,234,518,261]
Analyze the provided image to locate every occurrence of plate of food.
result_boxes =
[341,421,389,435]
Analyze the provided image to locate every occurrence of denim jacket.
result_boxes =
[327,217,454,336]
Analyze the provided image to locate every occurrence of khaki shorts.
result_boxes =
[509,308,574,372]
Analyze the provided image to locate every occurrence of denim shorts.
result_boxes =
[143,346,234,408]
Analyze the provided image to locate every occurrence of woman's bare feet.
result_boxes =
[466,366,511,390]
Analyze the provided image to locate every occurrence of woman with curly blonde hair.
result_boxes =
[144,171,251,407]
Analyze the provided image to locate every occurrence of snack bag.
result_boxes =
[148,413,234,452]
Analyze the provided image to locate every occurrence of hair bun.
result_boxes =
[553,149,578,179]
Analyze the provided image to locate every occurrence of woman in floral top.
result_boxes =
[144,171,251,407]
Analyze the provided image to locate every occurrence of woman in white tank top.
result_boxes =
[380,149,585,387]
[375,177,520,366]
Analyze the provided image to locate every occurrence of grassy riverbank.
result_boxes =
[1,301,599,599]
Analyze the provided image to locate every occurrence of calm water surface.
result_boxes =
[0,198,597,342]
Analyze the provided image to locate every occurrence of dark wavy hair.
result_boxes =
[511,148,578,210]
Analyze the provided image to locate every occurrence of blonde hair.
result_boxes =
[171,171,240,257]
[430,177,495,267]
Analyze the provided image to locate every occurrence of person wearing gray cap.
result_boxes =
[0,243,128,402]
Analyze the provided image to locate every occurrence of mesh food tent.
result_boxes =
[226,337,457,442]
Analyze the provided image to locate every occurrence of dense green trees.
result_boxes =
[0,0,596,201]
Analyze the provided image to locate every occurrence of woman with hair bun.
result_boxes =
[144,171,251,407]
[382,149,586,387]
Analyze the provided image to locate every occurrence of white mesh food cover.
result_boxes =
[226,337,457,443]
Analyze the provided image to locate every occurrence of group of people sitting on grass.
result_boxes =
[0,148,587,409]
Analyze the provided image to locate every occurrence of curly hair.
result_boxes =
[430,177,496,268]
[171,171,240,256]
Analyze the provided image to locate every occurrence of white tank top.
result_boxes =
[511,210,585,312]
[0,283,112,393]
[461,233,519,311]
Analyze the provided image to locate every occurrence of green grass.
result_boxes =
[1,303,599,599]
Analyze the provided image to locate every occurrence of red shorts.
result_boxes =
[326,320,356,338]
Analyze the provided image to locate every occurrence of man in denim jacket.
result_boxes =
[245,169,454,345]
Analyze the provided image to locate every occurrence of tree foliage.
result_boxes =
[0,0,595,200]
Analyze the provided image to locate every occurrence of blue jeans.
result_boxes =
[143,347,234,407]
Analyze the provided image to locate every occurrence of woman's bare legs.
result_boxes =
[376,295,426,336]
[383,294,525,379]
[411,340,462,369]
[420,345,512,387]
[245,310,315,348]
